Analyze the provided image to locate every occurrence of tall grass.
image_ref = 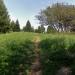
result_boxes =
[40,38,75,75]
[0,32,75,75]
[0,40,35,75]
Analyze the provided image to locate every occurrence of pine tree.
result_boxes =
[0,0,10,33]
[10,20,16,32]
[23,20,33,32]
[10,20,20,32]
[15,20,20,32]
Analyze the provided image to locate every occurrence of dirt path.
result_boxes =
[29,34,42,75]
[33,34,40,52]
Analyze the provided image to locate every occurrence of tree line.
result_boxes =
[0,0,46,33]
[1,0,75,33]
[36,3,75,32]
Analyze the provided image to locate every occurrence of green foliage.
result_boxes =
[0,32,36,74]
[10,20,20,32]
[37,3,75,32]
[40,25,45,33]
[10,21,16,32]
[47,25,56,33]
[35,25,45,33]
[0,32,75,74]
[23,20,34,32]
[15,20,20,32]
[0,0,10,33]
[36,26,41,33]
[35,29,39,33]
[0,40,35,75]
[0,46,9,74]
[40,38,75,75]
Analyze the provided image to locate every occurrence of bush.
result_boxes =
[0,40,35,75]
[40,38,75,75]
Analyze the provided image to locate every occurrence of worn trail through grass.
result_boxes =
[29,34,42,75]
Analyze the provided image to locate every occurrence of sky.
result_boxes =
[4,0,75,29]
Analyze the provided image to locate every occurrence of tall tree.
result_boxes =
[36,3,75,32]
[0,0,10,33]
[15,20,20,32]
[10,20,16,32]
[10,20,20,32]
[23,20,34,32]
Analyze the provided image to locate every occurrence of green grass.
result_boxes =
[0,32,38,48]
[0,32,36,43]
[0,32,75,43]
[0,32,75,48]
[39,33,75,75]
[40,33,75,40]
[0,32,75,47]
[0,32,75,74]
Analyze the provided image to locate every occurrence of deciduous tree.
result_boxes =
[36,3,75,32]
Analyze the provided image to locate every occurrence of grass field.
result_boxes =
[0,32,75,74]
[0,32,35,42]
[0,32,75,42]
[40,33,75,40]
[0,32,75,48]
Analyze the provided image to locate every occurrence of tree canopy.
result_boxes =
[10,20,20,32]
[23,20,34,32]
[36,3,75,32]
[35,25,45,33]
[15,20,20,32]
[0,0,10,33]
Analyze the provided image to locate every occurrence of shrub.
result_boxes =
[40,38,75,75]
[0,40,35,75]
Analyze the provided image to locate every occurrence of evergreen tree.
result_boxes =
[23,20,33,32]
[15,20,20,32]
[31,26,34,32]
[10,20,20,32]
[10,20,16,32]
[0,0,10,33]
